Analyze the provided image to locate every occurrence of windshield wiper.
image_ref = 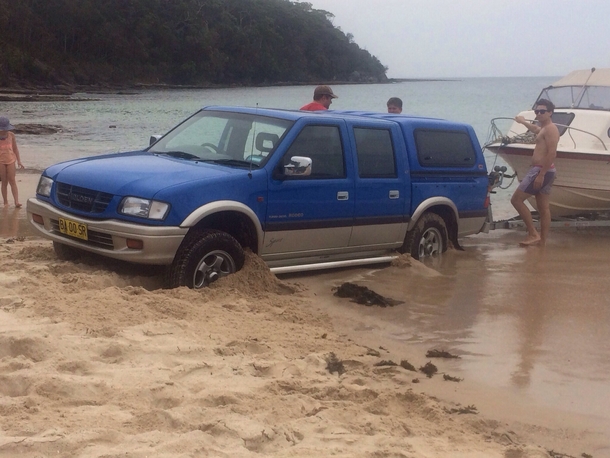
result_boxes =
[203,158,261,168]
[156,151,199,160]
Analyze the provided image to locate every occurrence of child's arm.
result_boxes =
[12,133,23,168]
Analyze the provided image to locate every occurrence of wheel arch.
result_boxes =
[180,201,263,254]
[408,198,461,250]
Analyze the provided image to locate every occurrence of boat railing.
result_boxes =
[484,117,608,151]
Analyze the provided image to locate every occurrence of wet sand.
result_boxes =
[0,171,40,238]
[288,229,610,456]
[3,172,610,456]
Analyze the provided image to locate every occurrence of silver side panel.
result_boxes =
[261,226,351,255]
[458,216,487,237]
[349,222,407,246]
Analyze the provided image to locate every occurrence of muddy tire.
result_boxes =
[402,213,448,260]
[53,241,82,261]
[166,229,245,289]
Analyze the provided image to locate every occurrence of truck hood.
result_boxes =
[44,151,243,198]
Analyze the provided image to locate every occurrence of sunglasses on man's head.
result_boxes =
[534,109,549,115]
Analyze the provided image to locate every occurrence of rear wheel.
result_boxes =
[53,241,82,261]
[402,213,448,260]
[166,229,245,289]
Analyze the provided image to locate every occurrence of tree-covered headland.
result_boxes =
[0,0,388,88]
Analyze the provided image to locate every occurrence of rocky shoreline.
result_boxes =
[0,77,457,102]
[0,94,99,102]
[13,124,63,135]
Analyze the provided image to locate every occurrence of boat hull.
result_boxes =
[487,144,610,217]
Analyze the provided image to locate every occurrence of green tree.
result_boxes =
[0,0,387,87]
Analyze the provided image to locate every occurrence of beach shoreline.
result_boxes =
[0,77,459,102]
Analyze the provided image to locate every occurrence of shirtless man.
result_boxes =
[510,99,559,247]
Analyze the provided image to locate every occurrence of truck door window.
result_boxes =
[283,125,345,178]
[414,129,476,167]
[354,128,397,178]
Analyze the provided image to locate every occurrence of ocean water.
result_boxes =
[2,76,556,219]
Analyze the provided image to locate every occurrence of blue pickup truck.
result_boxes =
[27,106,489,288]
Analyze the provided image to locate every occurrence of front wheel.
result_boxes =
[402,213,448,260]
[166,229,245,289]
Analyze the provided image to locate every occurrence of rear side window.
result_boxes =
[354,128,397,178]
[414,129,476,167]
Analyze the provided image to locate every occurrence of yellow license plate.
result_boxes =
[58,217,88,241]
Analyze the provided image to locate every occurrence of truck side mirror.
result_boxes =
[284,156,312,177]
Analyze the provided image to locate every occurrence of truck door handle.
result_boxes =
[389,190,399,199]
[337,191,349,201]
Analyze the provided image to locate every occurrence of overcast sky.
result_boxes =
[300,0,610,78]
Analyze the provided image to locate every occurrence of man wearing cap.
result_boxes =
[300,85,337,111]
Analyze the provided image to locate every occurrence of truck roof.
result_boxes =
[331,110,473,131]
[202,106,472,131]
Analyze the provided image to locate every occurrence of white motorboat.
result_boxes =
[484,68,610,217]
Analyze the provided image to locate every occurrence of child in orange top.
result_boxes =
[0,117,24,208]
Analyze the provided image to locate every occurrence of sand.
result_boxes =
[0,242,553,458]
[0,172,598,457]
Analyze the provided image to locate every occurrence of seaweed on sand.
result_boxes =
[426,349,460,359]
[326,352,345,375]
[333,282,403,307]
[419,361,438,378]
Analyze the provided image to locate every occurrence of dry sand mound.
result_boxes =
[0,239,549,457]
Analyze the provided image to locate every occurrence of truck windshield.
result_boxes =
[148,110,293,167]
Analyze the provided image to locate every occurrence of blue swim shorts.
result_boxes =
[518,166,556,195]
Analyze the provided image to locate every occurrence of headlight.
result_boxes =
[36,176,54,197]
[119,197,170,220]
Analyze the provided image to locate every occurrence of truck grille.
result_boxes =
[56,183,114,213]
[50,219,115,249]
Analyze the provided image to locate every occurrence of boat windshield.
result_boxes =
[536,85,610,110]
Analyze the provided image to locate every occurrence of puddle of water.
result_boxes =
[0,207,36,238]
[284,228,610,437]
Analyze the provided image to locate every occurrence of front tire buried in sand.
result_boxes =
[53,241,82,261]
[166,229,245,289]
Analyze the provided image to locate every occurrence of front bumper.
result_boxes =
[27,198,188,265]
